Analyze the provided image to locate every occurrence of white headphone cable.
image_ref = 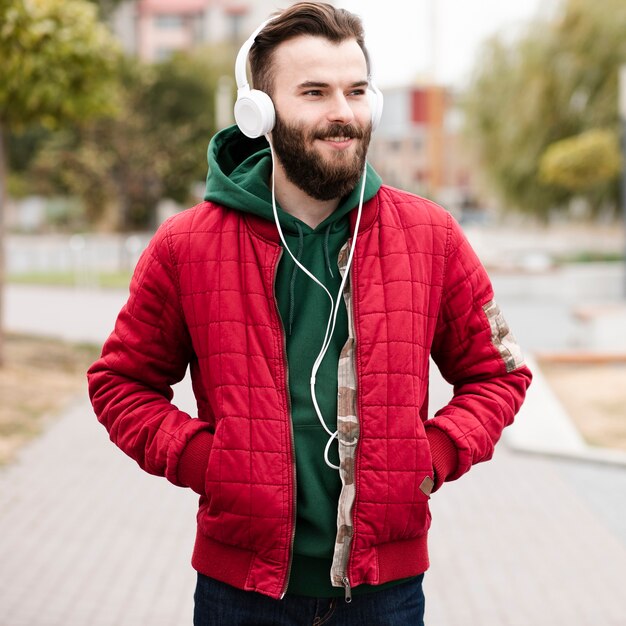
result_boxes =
[311,163,366,470]
[266,134,366,470]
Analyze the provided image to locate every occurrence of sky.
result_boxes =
[336,0,556,88]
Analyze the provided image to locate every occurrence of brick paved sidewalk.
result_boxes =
[0,389,198,626]
[1,378,625,625]
[425,447,626,625]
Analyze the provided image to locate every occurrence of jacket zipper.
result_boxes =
[273,249,297,600]
[331,241,359,603]
[345,249,360,605]
[337,318,358,604]
[342,576,352,603]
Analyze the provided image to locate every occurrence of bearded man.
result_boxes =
[88,3,532,625]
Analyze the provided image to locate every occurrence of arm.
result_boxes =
[87,221,213,493]
[426,215,532,490]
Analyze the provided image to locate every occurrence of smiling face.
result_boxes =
[268,35,373,201]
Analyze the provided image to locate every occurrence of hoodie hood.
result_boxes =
[204,125,381,233]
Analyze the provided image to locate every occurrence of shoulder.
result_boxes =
[146,201,237,264]
[158,201,233,236]
[372,185,453,249]
[156,200,241,244]
[376,185,451,228]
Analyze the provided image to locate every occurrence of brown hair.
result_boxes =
[248,2,369,95]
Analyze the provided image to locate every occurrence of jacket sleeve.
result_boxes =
[426,214,532,489]
[87,221,213,492]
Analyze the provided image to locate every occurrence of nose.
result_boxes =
[327,92,355,125]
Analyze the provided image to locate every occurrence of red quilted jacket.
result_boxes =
[88,186,531,599]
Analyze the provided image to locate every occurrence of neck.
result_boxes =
[272,160,339,229]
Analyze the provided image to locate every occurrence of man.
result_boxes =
[88,3,532,624]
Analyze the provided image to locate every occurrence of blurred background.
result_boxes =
[1,1,625,625]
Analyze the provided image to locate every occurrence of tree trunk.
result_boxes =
[0,124,7,367]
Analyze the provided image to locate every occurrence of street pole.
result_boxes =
[0,124,6,367]
[620,65,626,298]
[215,75,234,131]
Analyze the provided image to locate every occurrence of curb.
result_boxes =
[506,443,626,468]
[504,355,626,468]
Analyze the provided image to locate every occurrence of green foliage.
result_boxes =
[33,46,235,229]
[539,128,622,191]
[85,0,125,19]
[463,0,626,218]
[0,0,120,128]
[143,46,234,204]
[1,0,236,230]
[7,126,50,173]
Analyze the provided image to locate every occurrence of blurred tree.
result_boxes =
[5,0,124,185]
[463,0,626,219]
[33,59,162,230]
[539,129,622,191]
[86,0,126,19]
[0,0,119,365]
[33,45,234,230]
[144,48,234,206]
[7,126,50,177]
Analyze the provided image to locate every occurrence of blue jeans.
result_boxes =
[193,573,425,626]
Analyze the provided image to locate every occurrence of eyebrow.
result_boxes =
[297,80,369,90]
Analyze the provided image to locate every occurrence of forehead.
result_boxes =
[271,35,368,88]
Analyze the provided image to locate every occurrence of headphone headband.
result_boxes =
[234,18,275,92]
[233,16,383,138]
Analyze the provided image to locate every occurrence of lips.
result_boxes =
[315,124,364,142]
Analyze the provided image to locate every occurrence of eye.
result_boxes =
[302,89,323,97]
[349,88,367,97]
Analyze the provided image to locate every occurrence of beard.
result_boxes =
[271,114,372,201]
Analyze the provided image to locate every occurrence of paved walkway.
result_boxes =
[1,285,626,625]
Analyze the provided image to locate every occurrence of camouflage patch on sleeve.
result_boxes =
[483,299,525,373]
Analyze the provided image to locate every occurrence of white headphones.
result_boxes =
[234,17,384,139]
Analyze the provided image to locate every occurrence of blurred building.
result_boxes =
[109,0,325,61]
[108,2,481,217]
[369,84,482,216]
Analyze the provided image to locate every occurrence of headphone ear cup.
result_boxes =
[234,89,276,138]
[367,85,384,131]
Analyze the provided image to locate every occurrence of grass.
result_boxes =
[0,334,101,465]
[554,251,624,264]
[8,270,133,289]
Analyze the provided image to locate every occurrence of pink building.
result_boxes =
[111,0,308,62]
[136,0,210,61]
[369,84,481,215]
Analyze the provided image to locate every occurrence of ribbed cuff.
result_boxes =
[425,427,458,492]
[177,431,213,495]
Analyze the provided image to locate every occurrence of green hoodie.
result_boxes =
[204,125,381,597]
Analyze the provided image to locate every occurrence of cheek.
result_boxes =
[274,96,318,123]
[352,101,373,128]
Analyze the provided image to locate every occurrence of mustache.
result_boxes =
[313,123,366,140]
